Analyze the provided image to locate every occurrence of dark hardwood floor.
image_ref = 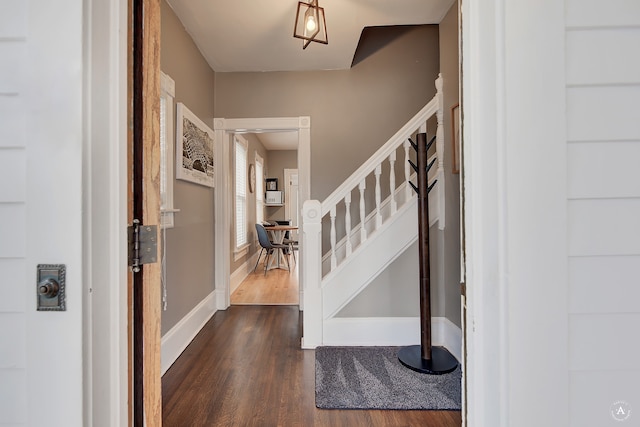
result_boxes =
[162,305,462,426]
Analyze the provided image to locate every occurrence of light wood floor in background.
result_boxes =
[162,305,462,427]
[231,258,299,305]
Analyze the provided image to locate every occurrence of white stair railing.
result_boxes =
[301,74,445,348]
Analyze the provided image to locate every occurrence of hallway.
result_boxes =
[162,305,462,426]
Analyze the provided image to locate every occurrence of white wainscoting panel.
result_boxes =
[0,42,25,93]
[0,369,27,424]
[0,204,26,257]
[566,0,640,28]
[0,314,25,369]
[0,0,27,38]
[568,199,640,256]
[0,96,26,147]
[0,148,25,201]
[161,291,217,375]
[569,313,640,371]
[568,142,640,199]
[569,256,640,314]
[567,86,640,142]
[570,370,640,427]
[566,28,640,85]
[0,259,24,312]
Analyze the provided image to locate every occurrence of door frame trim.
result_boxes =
[84,0,130,424]
[214,117,311,310]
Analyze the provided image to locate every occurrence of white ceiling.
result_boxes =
[254,131,299,151]
[165,0,455,72]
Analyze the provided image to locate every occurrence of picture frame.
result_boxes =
[176,102,215,188]
[451,103,461,174]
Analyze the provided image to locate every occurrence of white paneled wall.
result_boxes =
[568,142,640,198]
[566,0,640,425]
[0,0,28,423]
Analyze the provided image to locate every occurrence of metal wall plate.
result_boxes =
[37,264,66,311]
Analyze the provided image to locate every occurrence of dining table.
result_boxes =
[264,224,298,270]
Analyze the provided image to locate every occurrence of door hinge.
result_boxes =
[127,219,158,272]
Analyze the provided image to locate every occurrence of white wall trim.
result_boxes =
[84,0,129,425]
[323,316,462,362]
[160,291,217,376]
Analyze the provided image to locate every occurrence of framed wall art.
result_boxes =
[176,102,215,188]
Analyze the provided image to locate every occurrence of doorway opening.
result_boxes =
[231,139,300,306]
[213,117,311,312]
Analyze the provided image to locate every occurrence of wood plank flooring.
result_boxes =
[230,260,299,305]
[162,305,461,426]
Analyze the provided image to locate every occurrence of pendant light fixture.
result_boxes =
[293,0,328,49]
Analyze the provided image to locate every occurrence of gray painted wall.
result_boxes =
[160,1,216,334]
[214,25,440,202]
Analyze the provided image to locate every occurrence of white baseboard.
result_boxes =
[161,291,217,376]
[323,316,462,362]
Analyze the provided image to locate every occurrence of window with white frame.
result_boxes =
[160,71,178,228]
[255,153,264,225]
[234,135,249,258]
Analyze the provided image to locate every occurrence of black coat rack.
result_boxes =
[397,132,458,375]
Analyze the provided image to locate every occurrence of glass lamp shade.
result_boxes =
[293,0,328,49]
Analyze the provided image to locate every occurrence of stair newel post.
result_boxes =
[398,131,458,375]
[301,200,323,348]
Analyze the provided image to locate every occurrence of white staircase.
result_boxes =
[301,75,446,348]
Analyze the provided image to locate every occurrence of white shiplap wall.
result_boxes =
[0,0,28,423]
[566,1,640,426]
[1,1,85,425]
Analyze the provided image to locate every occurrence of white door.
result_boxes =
[0,1,84,425]
[284,169,299,241]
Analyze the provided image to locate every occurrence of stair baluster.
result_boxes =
[330,206,337,270]
[359,179,367,244]
[389,151,397,215]
[344,193,352,257]
[404,139,412,202]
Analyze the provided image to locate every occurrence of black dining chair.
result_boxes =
[254,223,290,275]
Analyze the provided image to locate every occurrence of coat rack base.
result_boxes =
[398,345,458,375]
